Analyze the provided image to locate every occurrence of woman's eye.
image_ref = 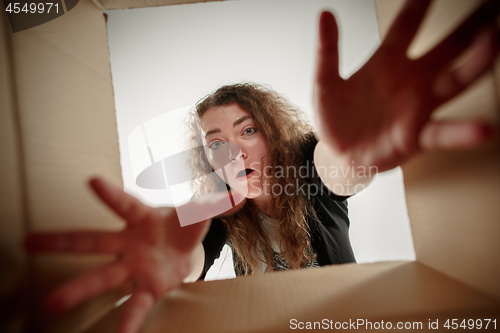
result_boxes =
[209,141,223,150]
[243,127,256,135]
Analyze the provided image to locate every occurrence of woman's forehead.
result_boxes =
[200,103,252,130]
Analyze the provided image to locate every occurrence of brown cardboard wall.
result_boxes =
[87,261,500,333]
[376,0,500,300]
[0,0,25,258]
[92,0,221,10]
[0,7,26,332]
[12,0,123,233]
[6,0,129,331]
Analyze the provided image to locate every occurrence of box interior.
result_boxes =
[1,0,499,332]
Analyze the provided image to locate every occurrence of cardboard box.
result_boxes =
[1,0,498,332]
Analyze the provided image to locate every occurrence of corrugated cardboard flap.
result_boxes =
[92,0,222,11]
[376,0,500,300]
[86,261,500,332]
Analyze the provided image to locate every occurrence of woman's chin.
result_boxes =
[228,185,260,199]
[226,177,265,199]
[244,185,265,199]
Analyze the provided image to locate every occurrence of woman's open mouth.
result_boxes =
[236,168,254,180]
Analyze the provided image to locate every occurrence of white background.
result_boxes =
[105,0,415,280]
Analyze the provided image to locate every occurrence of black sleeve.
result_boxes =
[199,218,227,280]
[302,133,356,265]
[302,133,351,202]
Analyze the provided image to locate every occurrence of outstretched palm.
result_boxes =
[25,178,243,333]
[314,0,498,172]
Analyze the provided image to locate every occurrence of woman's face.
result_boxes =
[200,103,271,199]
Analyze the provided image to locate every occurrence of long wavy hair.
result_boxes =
[186,83,316,275]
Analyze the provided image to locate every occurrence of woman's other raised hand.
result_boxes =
[314,0,499,173]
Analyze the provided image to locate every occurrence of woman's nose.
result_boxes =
[212,142,244,169]
[229,144,243,161]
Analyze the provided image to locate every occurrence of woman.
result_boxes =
[187,83,355,277]
[25,1,500,333]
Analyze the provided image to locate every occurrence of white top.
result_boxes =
[257,211,319,273]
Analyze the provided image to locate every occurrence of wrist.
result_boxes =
[182,242,205,283]
[314,140,377,195]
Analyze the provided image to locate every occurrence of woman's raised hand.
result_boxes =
[314,0,499,173]
[25,177,244,333]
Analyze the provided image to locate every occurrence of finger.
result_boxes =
[25,231,124,254]
[89,177,152,226]
[383,0,432,51]
[174,190,246,227]
[419,120,495,151]
[433,27,498,100]
[46,262,129,313]
[315,11,341,86]
[420,0,500,68]
[116,290,155,333]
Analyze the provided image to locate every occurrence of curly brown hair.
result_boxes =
[186,83,316,275]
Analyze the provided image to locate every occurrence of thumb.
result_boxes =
[315,11,341,86]
[419,120,495,151]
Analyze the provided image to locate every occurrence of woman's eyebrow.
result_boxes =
[233,115,253,127]
[205,128,221,138]
[205,115,253,138]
